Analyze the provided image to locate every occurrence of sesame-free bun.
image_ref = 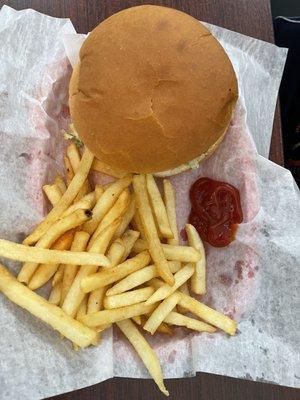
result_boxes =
[69,5,238,174]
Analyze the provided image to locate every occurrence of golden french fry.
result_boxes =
[64,155,74,185]
[146,174,173,239]
[60,231,90,305]
[133,175,174,286]
[28,230,75,290]
[132,240,201,263]
[79,301,156,327]
[0,263,96,348]
[89,189,130,248]
[131,209,146,239]
[185,224,206,295]
[87,287,106,315]
[92,158,127,178]
[95,184,105,200]
[177,292,236,335]
[177,281,190,314]
[52,264,64,287]
[132,315,142,325]
[67,143,91,202]
[43,184,62,206]
[104,287,155,309]
[83,175,132,235]
[106,261,181,296]
[107,239,125,267]
[143,292,181,335]
[54,175,67,194]
[145,264,195,305]
[24,148,94,245]
[117,319,169,396]
[121,230,140,260]
[49,281,62,305]
[18,209,91,284]
[0,239,109,267]
[61,191,96,218]
[163,179,179,245]
[81,250,151,293]
[76,296,88,320]
[113,198,135,240]
[61,220,119,317]
[164,311,216,333]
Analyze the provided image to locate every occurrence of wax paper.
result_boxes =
[0,5,299,400]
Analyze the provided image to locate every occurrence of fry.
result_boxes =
[145,264,195,305]
[0,264,96,347]
[24,148,94,245]
[54,175,67,194]
[185,224,206,295]
[106,261,181,296]
[89,189,130,248]
[132,315,142,325]
[163,179,179,245]
[164,312,216,333]
[143,292,181,335]
[121,230,140,260]
[92,158,127,178]
[178,292,236,335]
[76,296,88,320]
[18,209,91,284]
[49,281,62,305]
[131,210,146,239]
[87,287,106,314]
[61,191,96,218]
[177,281,190,314]
[81,251,151,293]
[28,230,75,290]
[107,239,125,267]
[67,143,91,201]
[62,220,119,317]
[83,175,132,235]
[43,184,62,206]
[79,301,156,327]
[117,319,169,396]
[132,240,201,263]
[61,231,90,304]
[0,239,109,267]
[133,175,174,285]
[64,155,74,185]
[113,198,135,239]
[95,184,105,200]
[104,287,155,309]
[52,264,64,287]
[146,174,173,239]
[156,322,173,335]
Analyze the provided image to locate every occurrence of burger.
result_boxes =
[69,5,238,177]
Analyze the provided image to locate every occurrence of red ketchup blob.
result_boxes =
[189,178,243,247]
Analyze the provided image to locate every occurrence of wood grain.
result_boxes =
[0,1,292,399]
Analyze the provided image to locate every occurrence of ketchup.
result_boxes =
[189,178,243,247]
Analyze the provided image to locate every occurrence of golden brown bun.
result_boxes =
[69,5,238,174]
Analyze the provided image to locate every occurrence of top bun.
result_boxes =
[69,5,238,174]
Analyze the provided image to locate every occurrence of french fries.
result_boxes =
[0,239,109,266]
[106,239,125,267]
[185,224,206,295]
[164,312,216,333]
[79,301,157,327]
[43,184,62,206]
[117,319,169,396]
[49,281,62,305]
[52,264,64,287]
[64,155,74,185]
[81,251,151,292]
[106,261,181,296]
[61,191,97,218]
[113,198,135,239]
[133,175,174,285]
[0,264,96,348]
[146,174,173,239]
[28,229,75,290]
[24,148,94,245]
[121,229,140,260]
[132,239,201,263]
[163,179,179,245]
[104,287,155,309]
[92,158,127,178]
[143,292,181,335]
[54,175,67,194]
[83,175,132,235]
[145,263,195,305]
[18,209,92,284]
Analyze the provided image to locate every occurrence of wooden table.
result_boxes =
[1,1,297,399]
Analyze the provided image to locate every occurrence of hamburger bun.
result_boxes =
[69,5,238,175]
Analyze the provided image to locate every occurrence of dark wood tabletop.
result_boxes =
[0,1,297,399]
